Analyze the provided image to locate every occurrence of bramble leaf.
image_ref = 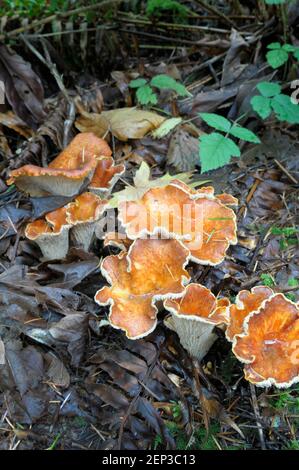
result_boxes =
[229,126,261,143]
[129,78,148,88]
[199,113,231,132]
[250,95,272,119]
[136,85,158,105]
[150,74,191,97]
[270,93,299,123]
[199,132,240,173]
[266,49,289,68]
[256,81,281,97]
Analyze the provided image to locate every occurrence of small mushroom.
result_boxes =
[7,133,111,197]
[164,283,230,361]
[25,207,70,260]
[95,238,190,339]
[231,290,299,387]
[119,181,237,265]
[89,156,125,197]
[66,192,108,251]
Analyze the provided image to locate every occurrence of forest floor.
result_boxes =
[0,0,298,450]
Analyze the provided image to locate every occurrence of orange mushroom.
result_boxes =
[231,292,299,387]
[226,286,274,341]
[25,207,70,260]
[164,283,230,360]
[66,192,108,251]
[89,156,125,197]
[95,238,190,339]
[7,133,112,197]
[119,181,237,265]
[103,231,132,251]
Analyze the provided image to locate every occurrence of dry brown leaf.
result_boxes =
[167,128,200,172]
[75,107,165,141]
[0,111,34,138]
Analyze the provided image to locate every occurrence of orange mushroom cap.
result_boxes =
[66,192,108,225]
[119,181,237,265]
[103,231,132,251]
[89,156,125,195]
[164,283,230,325]
[232,293,299,387]
[7,133,111,197]
[226,286,274,341]
[95,238,190,339]
[25,207,69,239]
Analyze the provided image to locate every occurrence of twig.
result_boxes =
[274,159,298,185]
[249,383,266,450]
[193,0,237,28]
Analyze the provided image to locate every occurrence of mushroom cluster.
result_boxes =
[8,132,125,259]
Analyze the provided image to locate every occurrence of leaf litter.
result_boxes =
[0,1,298,451]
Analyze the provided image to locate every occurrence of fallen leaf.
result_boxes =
[167,128,200,171]
[75,107,165,141]
[0,111,34,138]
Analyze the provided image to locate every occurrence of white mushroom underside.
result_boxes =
[34,229,69,260]
[170,315,218,361]
[70,221,96,251]
[14,174,93,197]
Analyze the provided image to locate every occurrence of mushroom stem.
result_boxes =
[170,314,217,361]
[70,221,96,251]
[34,229,69,261]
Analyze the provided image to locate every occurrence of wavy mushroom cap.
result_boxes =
[164,283,230,325]
[66,192,108,225]
[95,238,190,339]
[226,286,274,341]
[48,132,112,169]
[232,293,299,388]
[25,207,69,239]
[7,133,111,197]
[103,232,132,251]
[89,156,125,193]
[119,182,237,265]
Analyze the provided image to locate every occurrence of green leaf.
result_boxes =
[199,132,240,173]
[265,0,287,4]
[270,93,299,123]
[250,95,272,119]
[129,78,148,88]
[266,49,289,68]
[282,44,296,52]
[229,126,261,143]
[150,74,191,97]
[293,48,299,60]
[267,42,281,50]
[256,81,281,97]
[152,117,182,138]
[136,85,158,105]
[199,113,231,132]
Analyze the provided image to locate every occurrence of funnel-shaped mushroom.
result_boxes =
[7,133,111,197]
[89,156,125,197]
[231,292,299,387]
[226,286,273,341]
[164,283,230,360]
[119,181,237,266]
[25,207,70,260]
[66,192,108,251]
[95,238,190,339]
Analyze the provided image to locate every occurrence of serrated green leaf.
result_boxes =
[129,78,148,88]
[293,48,299,60]
[265,0,287,4]
[199,132,240,173]
[152,117,182,138]
[150,74,191,97]
[136,85,158,105]
[250,95,272,119]
[256,81,281,97]
[270,93,299,123]
[229,126,261,143]
[266,49,289,68]
[267,42,281,50]
[282,44,296,52]
[199,113,231,132]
